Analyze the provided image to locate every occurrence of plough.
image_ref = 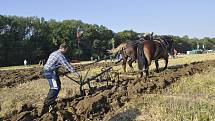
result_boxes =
[65,59,120,96]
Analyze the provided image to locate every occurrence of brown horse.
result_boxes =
[137,36,174,77]
[107,40,138,72]
[107,32,154,72]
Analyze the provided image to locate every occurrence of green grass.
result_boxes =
[133,68,215,121]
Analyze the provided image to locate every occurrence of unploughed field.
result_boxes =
[0,53,215,121]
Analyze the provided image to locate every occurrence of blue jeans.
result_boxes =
[43,69,61,107]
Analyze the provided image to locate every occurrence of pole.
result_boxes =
[76,27,81,59]
[78,39,80,59]
[76,26,84,60]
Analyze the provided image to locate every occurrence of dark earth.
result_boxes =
[1,60,215,121]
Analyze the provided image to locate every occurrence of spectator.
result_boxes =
[24,59,27,66]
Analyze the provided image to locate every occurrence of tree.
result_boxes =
[116,30,138,41]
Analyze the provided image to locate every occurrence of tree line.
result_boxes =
[0,15,215,66]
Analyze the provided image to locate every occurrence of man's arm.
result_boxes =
[59,54,80,78]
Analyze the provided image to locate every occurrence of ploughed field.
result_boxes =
[0,53,215,121]
[0,61,117,88]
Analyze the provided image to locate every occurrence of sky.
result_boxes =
[0,0,214,39]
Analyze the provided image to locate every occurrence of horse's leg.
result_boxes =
[137,57,144,78]
[137,42,150,78]
[139,58,149,78]
[139,71,143,78]
[145,69,149,77]
[155,60,159,73]
[144,50,152,77]
[163,58,168,71]
[144,59,149,77]
[137,57,145,78]
[122,57,127,72]
[128,57,135,71]
[128,60,134,71]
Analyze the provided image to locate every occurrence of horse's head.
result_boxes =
[107,43,127,54]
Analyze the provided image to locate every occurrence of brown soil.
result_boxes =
[0,61,117,88]
[0,67,43,88]
[1,60,215,121]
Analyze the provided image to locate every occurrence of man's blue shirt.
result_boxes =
[44,50,75,72]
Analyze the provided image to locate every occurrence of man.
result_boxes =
[40,43,81,116]
[24,59,27,66]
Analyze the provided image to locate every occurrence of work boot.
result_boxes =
[49,105,54,113]
[49,104,59,114]
[49,101,58,113]
[39,105,50,117]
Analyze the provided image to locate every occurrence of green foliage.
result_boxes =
[0,15,114,65]
[116,30,138,42]
[0,15,214,66]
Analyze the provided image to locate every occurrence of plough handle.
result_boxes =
[83,66,112,85]
[64,75,81,85]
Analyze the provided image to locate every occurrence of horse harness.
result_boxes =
[118,37,172,59]
[152,38,170,59]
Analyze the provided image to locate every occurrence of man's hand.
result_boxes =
[75,72,81,79]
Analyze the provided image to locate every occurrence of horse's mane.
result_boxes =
[107,43,127,54]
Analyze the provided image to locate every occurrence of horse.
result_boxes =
[137,35,174,77]
[107,32,154,72]
[107,40,138,72]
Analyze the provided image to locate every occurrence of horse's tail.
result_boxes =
[137,41,146,71]
[107,43,127,54]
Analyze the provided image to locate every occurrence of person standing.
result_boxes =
[24,59,27,66]
[40,43,81,116]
